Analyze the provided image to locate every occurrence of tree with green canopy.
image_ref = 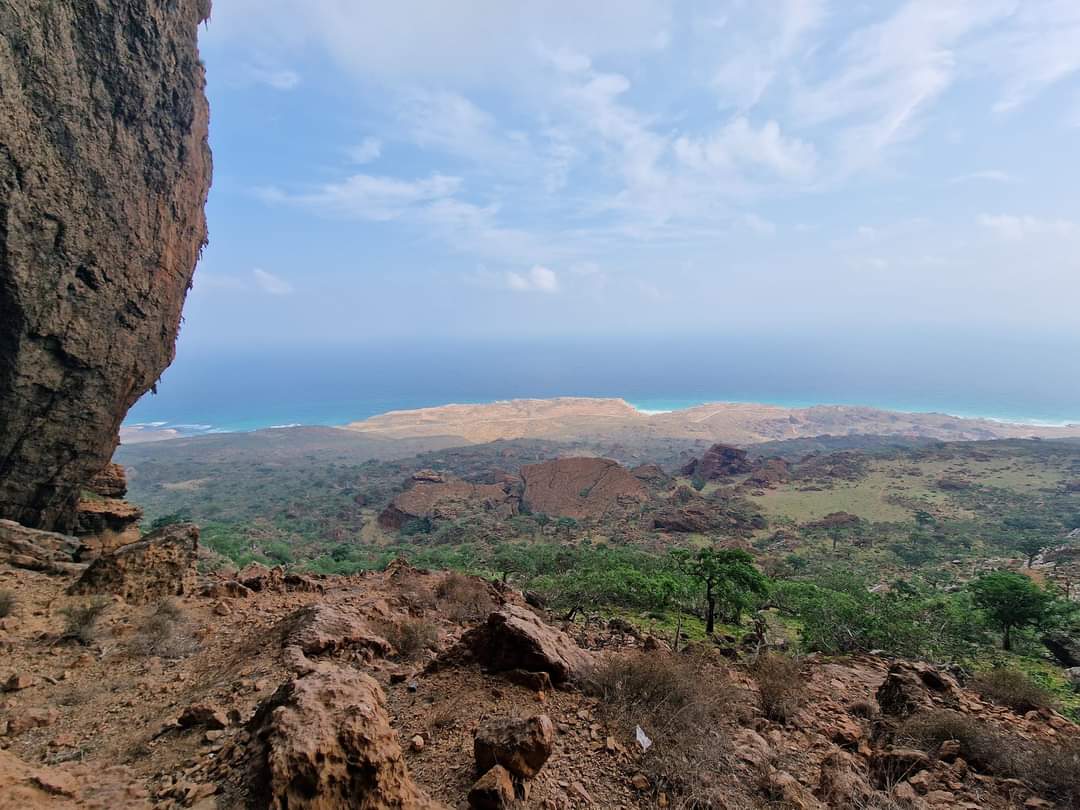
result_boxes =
[970,570,1054,651]
[673,547,769,634]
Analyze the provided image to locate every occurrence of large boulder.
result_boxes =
[458,605,595,684]
[681,444,751,480]
[246,665,445,810]
[68,523,198,604]
[0,518,83,575]
[519,458,647,520]
[1043,631,1080,668]
[474,714,555,779]
[0,0,212,532]
[875,662,960,717]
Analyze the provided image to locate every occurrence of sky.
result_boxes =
[186,1,1080,349]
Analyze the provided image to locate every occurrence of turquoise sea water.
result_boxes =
[125,335,1080,437]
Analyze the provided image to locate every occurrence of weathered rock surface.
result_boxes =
[474,714,555,779]
[0,518,83,575]
[875,661,960,717]
[681,443,752,479]
[280,602,391,674]
[85,463,128,499]
[68,522,198,603]
[652,485,765,535]
[458,605,595,684]
[519,458,647,520]
[246,665,445,810]
[0,749,149,809]
[0,0,212,532]
[468,765,517,809]
[379,471,517,530]
[73,497,143,557]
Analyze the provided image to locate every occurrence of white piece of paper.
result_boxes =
[635,725,653,751]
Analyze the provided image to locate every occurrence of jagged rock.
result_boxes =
[280,603,391,674]
[1042,631,1080,668]
[468,765,516,809]
[74,498,142,557]
[86,464,128,499]
[0,748,149,808]
[68,523,198,604]
[236,562,282,592]
[876,661,960,717]
[520,457,647,520]
[3,706,59,736]
[246,665,444,810]
[199,580,254,599]
[474,714,554,779]
[0,0,212,532]
[630,463,671,489]
[747,457,790,487]
[177,703,228,731]
[458,605,595,684]
[817,751,874,807]
[0,519,84,575]
[681,444,752,480]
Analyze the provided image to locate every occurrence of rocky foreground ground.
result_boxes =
[2,519,1078,809]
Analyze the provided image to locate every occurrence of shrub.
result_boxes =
[971,667,1054,714]
[590,652,740,806]
[129,600,197,658]
[0,590,15,618]
[435,572,493,622]
[749,652,805,723]
[898,711,1017,775]
[60,598,110,645]
[377,617,438,661]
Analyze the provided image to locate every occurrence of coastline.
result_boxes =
[120,395,1080,442]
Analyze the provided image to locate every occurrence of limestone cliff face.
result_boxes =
[0,1,212,531]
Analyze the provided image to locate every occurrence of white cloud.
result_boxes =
[348,137,382,164]
[949,170,1013,184]
[506,265,560,293]
[262,172,461,221]
[245,64,301,90]
[674,118,817,181]
[252,268,294,295]
[792,0,1014,170]
[978,214,1077,240]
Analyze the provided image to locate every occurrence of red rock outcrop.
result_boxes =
[0,518,83,575]
[474,714,555,778]
[519,458,647,520]
[681,444,752,480]
[379,471,518,530]
[246,665,445,810]
[68,522,198,603]
[0,0,212,532]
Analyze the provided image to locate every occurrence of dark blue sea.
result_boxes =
[125,332,1080,436]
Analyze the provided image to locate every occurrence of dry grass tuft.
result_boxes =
[435,572,493,622]
[129,599,198,658]
[60,598,110,645]
[970,667,1054,714]
[376,617,439,661]
[590,652,742,808]
[749,651,806,724]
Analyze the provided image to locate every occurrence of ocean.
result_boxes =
[125,333,1080,436]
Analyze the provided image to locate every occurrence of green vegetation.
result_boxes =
[122,433,1080,686]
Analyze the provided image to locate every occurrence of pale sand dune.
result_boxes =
[345,397,1080,446]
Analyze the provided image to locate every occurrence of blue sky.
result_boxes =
[186,1,1080,349]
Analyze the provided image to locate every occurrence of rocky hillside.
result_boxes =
[1,524,1078,808]
[0,0,212,532]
